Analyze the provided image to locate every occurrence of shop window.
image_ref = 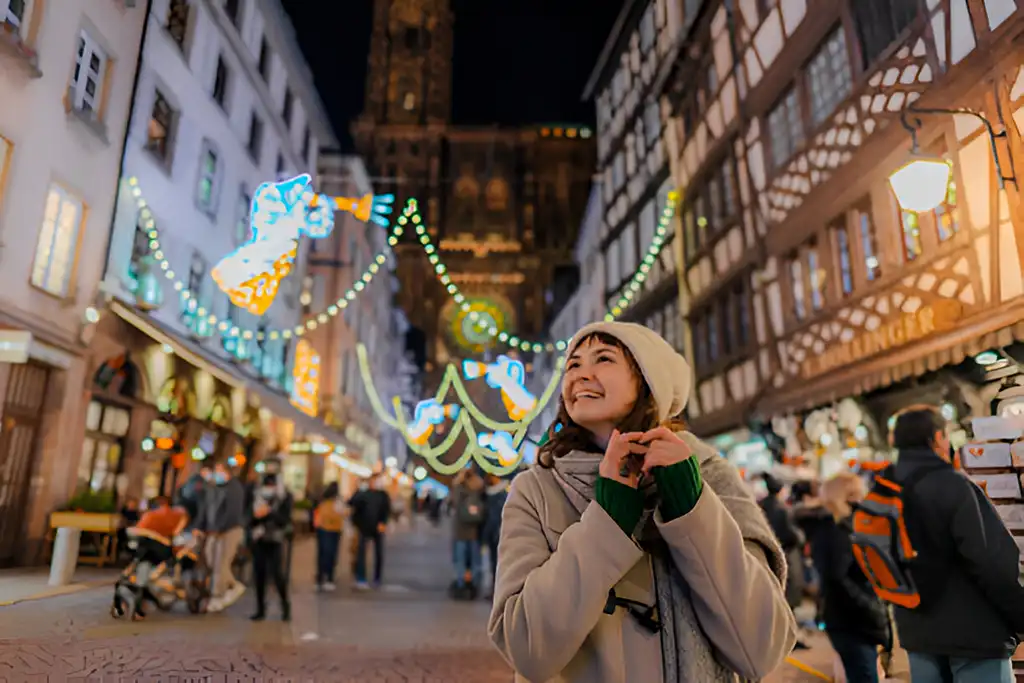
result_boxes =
[157,377,194,419]
[833,221,854,296]
[767,88,804,169]
[77,400,130,499]
[789,253,807,321]
[854,204,881,281]
[852,0,920,69]
[806,27,853,127]
[31,183,83,297]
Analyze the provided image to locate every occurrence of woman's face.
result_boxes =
[562,337,639,443]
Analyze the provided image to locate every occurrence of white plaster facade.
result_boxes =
[0,0,146,563]
[103,0,335,376]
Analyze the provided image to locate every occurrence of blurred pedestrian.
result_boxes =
[198,462,247,612]
[812,472,890,683]
[348,474,391,589]
[313,482,345,591]
[451,468,486,594]
[248,472,292,621]
[759,472,809,650]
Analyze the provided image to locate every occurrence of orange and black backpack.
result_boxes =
[850,464,945,610]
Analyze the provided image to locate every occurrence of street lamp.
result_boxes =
[889,105,1017,213]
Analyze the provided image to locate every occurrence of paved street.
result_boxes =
[0,518,833,681]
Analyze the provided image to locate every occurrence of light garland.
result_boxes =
[126,176,399,343]
[356,343,565,475]
[400,190,680,353]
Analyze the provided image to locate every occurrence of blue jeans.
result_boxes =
[827,631,879,683]
[908,652,1014,683]
[315,529,340,585]
[453,539,482,587]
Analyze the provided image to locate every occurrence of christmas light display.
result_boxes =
[462,355,537,420]
[125,177,399,344]
[478,431,520,467]
[212,174,394,315]
[289,339,320,417]
[357,343,565,475]
[400,189,679,352]
[405,399,461,445]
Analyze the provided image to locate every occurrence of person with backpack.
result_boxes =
[813,472,891,682]
[450,467,486,596]
[853,406,1024,683]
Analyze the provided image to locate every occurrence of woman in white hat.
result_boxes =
[488,322,797,683]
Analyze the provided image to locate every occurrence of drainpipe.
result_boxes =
[98,0,154,288]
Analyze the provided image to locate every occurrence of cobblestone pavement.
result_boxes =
[0,517,830,682]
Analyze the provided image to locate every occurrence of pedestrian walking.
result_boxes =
[885,407,1024,683]
[811,472,890,683]
[313,482,345,591]
[348,473,391,589]
[759,472,810,650]
[450,467,486,596]
[489,322,796,682]
[248,472,293,621]
[197,462,247,612]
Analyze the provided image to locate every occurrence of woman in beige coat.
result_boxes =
[488,322,797,683]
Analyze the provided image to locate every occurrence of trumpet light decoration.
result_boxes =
[478,431,520,467]
[212,174,394,315]
[405,399,461,446]
[462,355,537,420]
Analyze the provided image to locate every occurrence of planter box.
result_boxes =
[49,511,120,533]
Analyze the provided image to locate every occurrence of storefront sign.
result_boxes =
[800,299,963,379]
[0,330,31,363]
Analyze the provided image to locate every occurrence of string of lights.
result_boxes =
[356,343,565,474]
[401,190,680,353]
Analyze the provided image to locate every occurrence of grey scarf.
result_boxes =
[550,432,786,683]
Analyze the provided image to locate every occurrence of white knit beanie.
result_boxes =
[570,321,693,422]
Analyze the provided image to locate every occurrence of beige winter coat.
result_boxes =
[488,442,796,683]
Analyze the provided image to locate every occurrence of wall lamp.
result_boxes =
[888,105,1018,213]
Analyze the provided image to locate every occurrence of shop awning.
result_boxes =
[109,301,356,451]
[756,303,1024,417]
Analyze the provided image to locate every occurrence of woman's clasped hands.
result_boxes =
[599,426,693,488]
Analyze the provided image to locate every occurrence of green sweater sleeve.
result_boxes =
[595,477,645,537]
[653,458,704,521]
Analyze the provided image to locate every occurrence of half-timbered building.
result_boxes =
[662,0,1024,466]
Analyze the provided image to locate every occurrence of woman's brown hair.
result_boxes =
[537,331,685,468]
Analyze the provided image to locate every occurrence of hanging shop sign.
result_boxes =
[801,299,963,379]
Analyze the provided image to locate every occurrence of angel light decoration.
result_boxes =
[212,174,393,315]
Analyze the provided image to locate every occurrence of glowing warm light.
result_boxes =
[413,466,428,481]
[155,437,175,450]
[888,157,952,213]
[462,355,537,420]
[290,339,321,417]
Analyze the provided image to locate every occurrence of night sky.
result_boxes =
[283,1,623,150]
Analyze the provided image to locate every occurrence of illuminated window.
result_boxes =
[833,222,853,295]
[899,210,923,261]
[32,183,83,297]
[166,0,189,50]
[789,254,806,320]
[196,143,219,212]
[145,90,176,161]
[806,27,852,126]
[767,88,804,168]
[807,241,824,311]
[212,55,230,109]
[856,204,881,280]
[79,400,130,498]
[71,31,107,115]
[935,178,961,241]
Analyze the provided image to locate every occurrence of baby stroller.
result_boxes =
[111,529,211,620]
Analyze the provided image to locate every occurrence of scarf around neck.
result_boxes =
[550,433,773,683]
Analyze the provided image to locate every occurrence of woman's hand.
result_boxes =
[639,426,693,476]
[598,429,649,488]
